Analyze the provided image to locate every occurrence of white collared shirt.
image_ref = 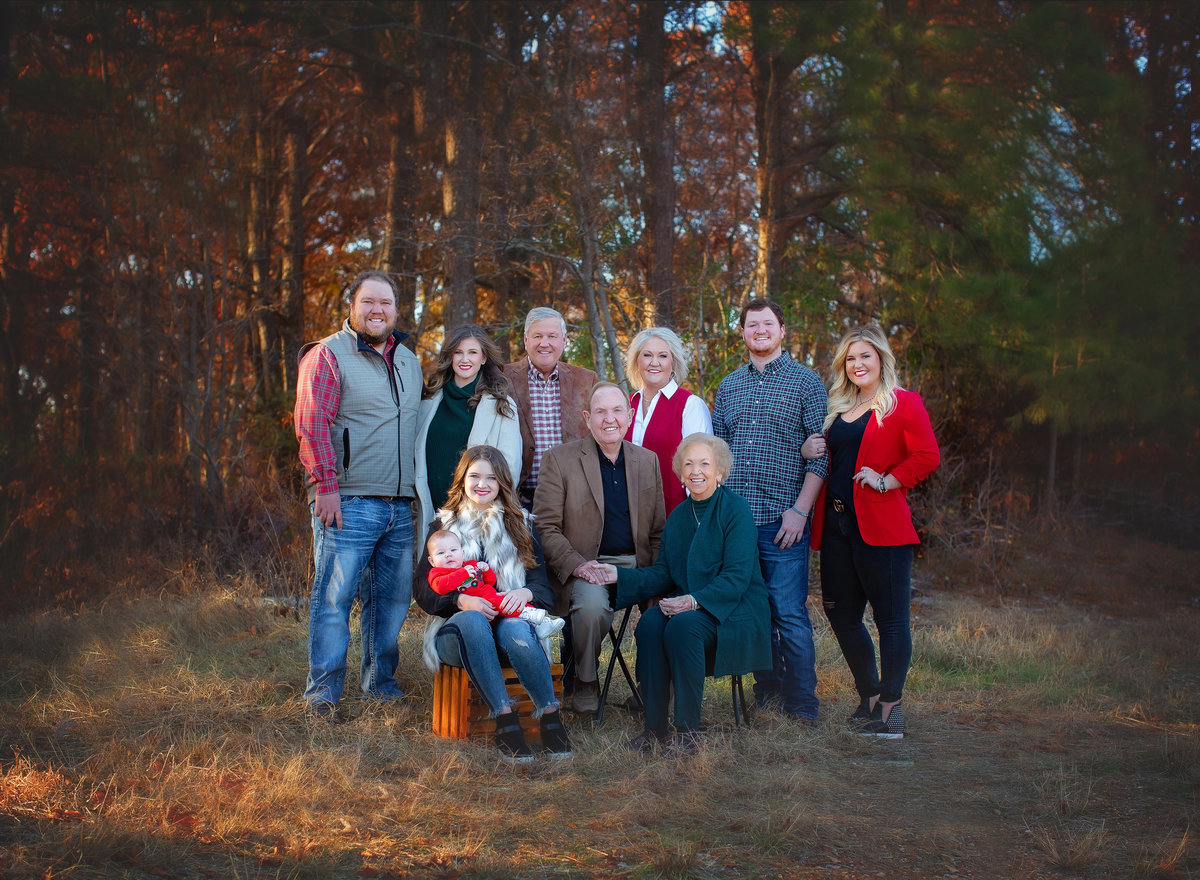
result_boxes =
[630,379,714,445]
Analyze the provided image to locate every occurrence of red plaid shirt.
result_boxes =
[294,335,398,496]
[526,360,563,491]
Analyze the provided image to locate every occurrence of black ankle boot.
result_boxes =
[539,709,572,758]
[494,710,534,763]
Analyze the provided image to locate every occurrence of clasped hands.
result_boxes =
[658,595,697,617]
[572,561,695,617]
[573,560,618,585]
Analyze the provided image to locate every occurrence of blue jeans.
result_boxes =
[305,496,414,707]
[819,505,913,703]
[753,520,819,720]
[435,611,560,718]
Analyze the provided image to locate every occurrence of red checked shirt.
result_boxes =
[526,360,563,491]
[294,335,399,496]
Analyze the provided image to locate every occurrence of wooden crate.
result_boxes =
[432,663,564,743]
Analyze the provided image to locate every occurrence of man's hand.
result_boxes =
[314,491,342,529]
[773,507,808,549]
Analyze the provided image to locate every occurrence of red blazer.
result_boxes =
[811,389,940,548]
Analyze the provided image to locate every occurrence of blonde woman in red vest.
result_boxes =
[624,328,713,516]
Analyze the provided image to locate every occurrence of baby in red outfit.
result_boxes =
[426,530,565,640]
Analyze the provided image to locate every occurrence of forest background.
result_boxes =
[0,0,1196,611]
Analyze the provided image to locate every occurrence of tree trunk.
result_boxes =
[441,1,488,329]
[575,198,609,380]
[487,6,536,343]
[0,185,21,440]
[634,0,677,325]
[382,106,418,334]
[749,4,795,300]
[1044,417,1058,516]
[279,113,307,397]
[246,119,275,398]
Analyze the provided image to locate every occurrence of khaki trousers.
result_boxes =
[568,554,636,683]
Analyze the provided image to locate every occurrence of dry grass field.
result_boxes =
[0,523,1196,879]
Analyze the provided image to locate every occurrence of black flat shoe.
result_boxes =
[625,728,669,754]
[667,729,703,758]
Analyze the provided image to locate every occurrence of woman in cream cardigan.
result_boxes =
[414,325,522,531]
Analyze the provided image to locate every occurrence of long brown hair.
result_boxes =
[424,325,514,418]
[443,445,535,567]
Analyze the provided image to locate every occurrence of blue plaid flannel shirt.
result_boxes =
[712,353,829,527]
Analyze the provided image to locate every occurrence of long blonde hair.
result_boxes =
[823,325,900,432]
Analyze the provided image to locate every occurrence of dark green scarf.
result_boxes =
[426,377,477,511]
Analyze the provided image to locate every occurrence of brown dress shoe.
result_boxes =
[572,680,600,714]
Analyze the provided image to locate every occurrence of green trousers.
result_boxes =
[635,604,719,731]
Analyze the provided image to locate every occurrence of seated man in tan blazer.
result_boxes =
[534,382,666,713]
[502,306,598,510]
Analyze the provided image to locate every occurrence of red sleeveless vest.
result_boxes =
[627,387,692,515]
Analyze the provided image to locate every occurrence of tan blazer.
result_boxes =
[502,358,599,490]
[533,437,666,613]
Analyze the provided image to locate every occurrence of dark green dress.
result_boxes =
[614,485,772,729]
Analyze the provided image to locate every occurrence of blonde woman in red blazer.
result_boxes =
[803,325,940,739]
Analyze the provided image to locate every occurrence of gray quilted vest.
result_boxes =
[304,321,422,502]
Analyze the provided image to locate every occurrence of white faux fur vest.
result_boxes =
[421,503,551,671]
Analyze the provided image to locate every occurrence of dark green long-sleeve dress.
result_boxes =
[614,485,771,730]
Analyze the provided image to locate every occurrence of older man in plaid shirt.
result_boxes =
[294,271,423,718]
[502,306,598,510]
[713,298,829,725]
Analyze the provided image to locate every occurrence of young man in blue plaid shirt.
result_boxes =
[712,298,828,724]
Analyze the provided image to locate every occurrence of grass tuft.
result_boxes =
[1131,827,1196,879]
[1031,822,1110,870]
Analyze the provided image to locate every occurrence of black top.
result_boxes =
[596,440,635,556]
[827,410,870,512]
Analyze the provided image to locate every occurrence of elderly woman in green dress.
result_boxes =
[597,433,771,754]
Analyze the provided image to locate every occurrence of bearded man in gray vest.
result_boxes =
[294,270,423,717]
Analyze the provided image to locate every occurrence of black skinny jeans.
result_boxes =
[819,504,913,704]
